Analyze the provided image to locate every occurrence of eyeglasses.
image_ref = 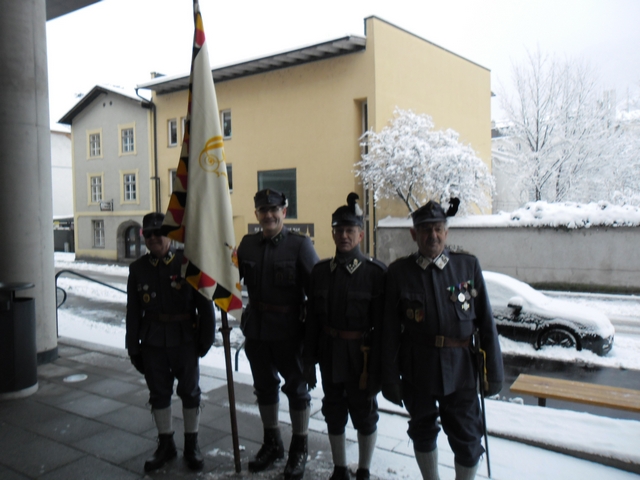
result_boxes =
[143,229,163,239]
[332,226,360,236]
[256,205,281,214]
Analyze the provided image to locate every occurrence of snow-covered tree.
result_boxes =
[497,49,639,205]
[355,108,494,215]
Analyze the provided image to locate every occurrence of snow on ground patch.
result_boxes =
[57,277,127,303]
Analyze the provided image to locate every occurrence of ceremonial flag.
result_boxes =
[163,1,242,315]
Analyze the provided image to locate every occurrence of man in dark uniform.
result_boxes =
[126,212,215,472]
[304,193,386,480]
[237,189,319,480]
[381,199,503,480]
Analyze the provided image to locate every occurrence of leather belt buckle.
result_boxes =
[435,335,445,348]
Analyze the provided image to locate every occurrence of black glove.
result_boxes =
[304,364,317,390]
[130,354,145,375]
[382,383,403,407]
[486,381,502,397]
[198,342,212,358]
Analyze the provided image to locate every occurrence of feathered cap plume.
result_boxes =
[332,192,364,227]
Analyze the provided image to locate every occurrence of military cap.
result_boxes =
[142,212,165,233]
[332,192,364,228]
[411,198,460,226]
[254,188,287,208]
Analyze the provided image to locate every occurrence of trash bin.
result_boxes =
[0,282,37,399]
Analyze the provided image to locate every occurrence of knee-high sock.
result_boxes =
[329,433,347,467]
[415,448,439,480]
[183,407,200,434]
[290,405,310,436]
[358,430,377,470]
[152,407,173,435]
[454,460,479,480]
[259,403,280,430]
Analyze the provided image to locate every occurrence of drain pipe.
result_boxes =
[135,88,160,213]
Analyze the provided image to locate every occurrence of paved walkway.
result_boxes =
[0,337,635,479]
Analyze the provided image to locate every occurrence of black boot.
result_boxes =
[144,433,177,472]
[184,432,204,471]
[355,468,370,480]
[248,428,285,472]
[330,465,351,480]
[283,434,308,480]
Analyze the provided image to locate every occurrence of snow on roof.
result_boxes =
[378,201,640,229]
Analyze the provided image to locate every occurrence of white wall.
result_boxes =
[51,128,73,217]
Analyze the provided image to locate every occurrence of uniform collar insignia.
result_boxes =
[415,252,449,270]
[345,257,361,274]
[163,250,175,265]
[416,255,430,270]
[433,253,449,270]
[270,231,284,245]
[330,257,337,272]
[148,249,175,266]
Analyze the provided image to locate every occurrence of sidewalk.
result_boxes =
[0,337,637,479]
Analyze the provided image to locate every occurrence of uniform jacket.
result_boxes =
[382,248,503,396]
[237,227,319,341]
[125,247,215,355]
[304,247,386,386]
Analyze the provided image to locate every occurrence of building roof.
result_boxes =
[46,0,101,21]
[58,84,151,125]
[137,35,367,95]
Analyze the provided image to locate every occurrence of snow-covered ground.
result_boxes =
[54,253,640,479]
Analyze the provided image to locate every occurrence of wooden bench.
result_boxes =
[510,373,640,413]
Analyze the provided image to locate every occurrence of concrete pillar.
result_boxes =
[0,0,58,362]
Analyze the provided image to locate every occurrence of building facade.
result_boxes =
[138,16,492,259]
[60,85,154,262]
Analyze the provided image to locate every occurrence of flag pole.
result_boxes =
[220,310,242,472]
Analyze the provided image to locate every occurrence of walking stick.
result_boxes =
[220,310,242,473]
[473,330,491,478]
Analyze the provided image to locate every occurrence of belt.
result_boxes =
[257,302,300,314]
[145,312,192,323]
[323,325,366,340]
[411,334,471,348]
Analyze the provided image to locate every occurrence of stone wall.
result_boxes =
[376,225,640,290]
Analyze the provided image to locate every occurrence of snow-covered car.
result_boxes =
[483,271,615,356]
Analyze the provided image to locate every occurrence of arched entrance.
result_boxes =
[116,220,143,263]
[125,225,141,259]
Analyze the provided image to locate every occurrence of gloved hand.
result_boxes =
[198,342,213,358]
[129,354,145,375]
[486,381,502,397]
[304,363,317,390]
[382,383,403,407]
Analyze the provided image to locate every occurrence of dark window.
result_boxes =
[258,168,297,218]
[221,110,231,139]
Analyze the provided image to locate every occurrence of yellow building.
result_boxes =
[138,16,491,260]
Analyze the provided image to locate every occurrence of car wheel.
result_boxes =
[537,328,579,350]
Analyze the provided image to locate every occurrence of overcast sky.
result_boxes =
[46,0,640,125]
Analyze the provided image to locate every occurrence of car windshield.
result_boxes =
[483,271,552,308]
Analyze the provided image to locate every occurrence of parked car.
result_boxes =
[483,271,615,356]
